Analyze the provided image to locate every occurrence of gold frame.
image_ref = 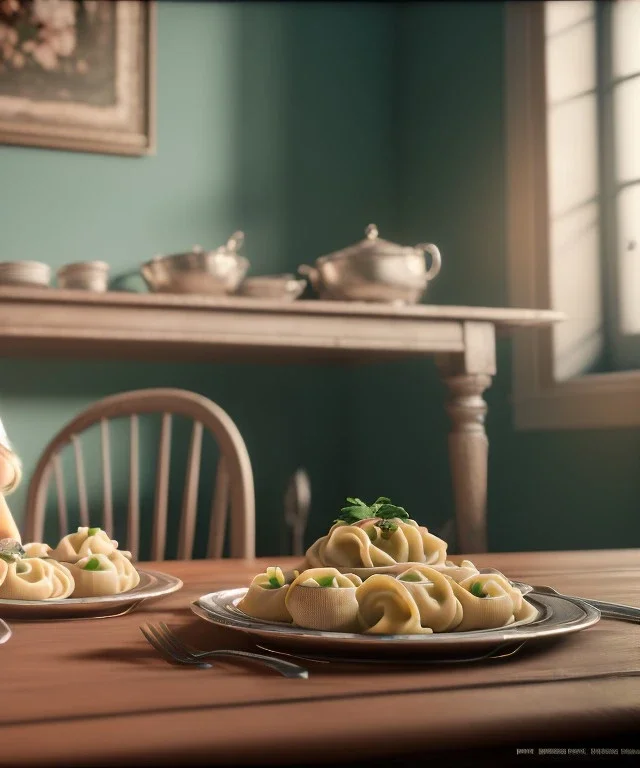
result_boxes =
[0,1,156,157]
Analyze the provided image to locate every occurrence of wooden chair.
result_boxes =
[24,388,255,560]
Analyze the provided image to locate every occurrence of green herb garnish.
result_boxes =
[83,557,101,571]
[267,576,281,588]
[399,571,423,583]
[315,576,337,587]
[87,527,101,536]
[470,581,486,598]
[334,496,409,526]
[378,520,399,539]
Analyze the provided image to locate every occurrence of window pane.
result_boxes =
[551,202,604,380]
[612,0,640,79]
[547,95,599,216]
[545,0,594,38]
[545,0,604,379]
[614,76,640,183]
[545,3,596,104]
[617,183,640,334]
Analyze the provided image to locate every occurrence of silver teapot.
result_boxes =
[298,224,441,304]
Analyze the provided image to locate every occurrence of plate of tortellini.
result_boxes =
[191,497,600,658]
[0,527,182,619]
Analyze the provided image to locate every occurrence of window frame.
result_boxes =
[505,0,640,431]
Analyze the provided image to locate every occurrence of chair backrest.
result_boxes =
[24,388,255,560]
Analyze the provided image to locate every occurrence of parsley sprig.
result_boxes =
[334,496,409,526]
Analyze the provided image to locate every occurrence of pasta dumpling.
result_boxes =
[239,496,538,635]
[305,518,447,571]
[285,567,362,632]
[396,565,463,632]
[48,526,131,564]
[356,574,432,635]
[448,573,536,632]
[65,551,140,598]
[22,542,51,558]
[237,566,296,623]
[0,556,74,600]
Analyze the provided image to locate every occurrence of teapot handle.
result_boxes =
[415,243,442,281]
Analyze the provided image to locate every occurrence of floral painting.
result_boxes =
[0,0,154,155]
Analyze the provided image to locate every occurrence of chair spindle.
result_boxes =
[177,421,203,560]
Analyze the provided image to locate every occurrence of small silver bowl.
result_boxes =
[238,274,306,301]
[141,232,248,296]
[0,261,51,288]
[57,261,110,292]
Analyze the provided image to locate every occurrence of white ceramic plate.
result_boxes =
[191,587,600,658]
[0,569,182,620]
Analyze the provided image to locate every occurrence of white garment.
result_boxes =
[0,417,10,451]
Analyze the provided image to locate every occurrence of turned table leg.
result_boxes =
[436,322,497,555]
[442,374,492,554]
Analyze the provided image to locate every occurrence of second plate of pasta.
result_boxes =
[0,569,182,620]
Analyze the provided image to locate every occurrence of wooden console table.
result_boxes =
[0,287,562,552]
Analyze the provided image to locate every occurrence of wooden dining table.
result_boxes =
[2,549,639,767]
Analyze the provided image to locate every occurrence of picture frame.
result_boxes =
[0,0,156,156]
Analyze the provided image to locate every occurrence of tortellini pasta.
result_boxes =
[356,574,432,635]
[237,566,295,623]
[285,568,362,632]
[0,529,142,601]
[0,556,74,600]
[65,551,140,598]
[395,565,463,632]
[22,542,51,558]
[304,518,447,571]
[48,526,131,564]
[448,573,537,632]
[241,496,538,635]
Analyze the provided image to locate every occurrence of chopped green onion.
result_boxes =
[315,575,337,587]
[87,527,101,536]
[399,571,423,582]
[267,576,282,589]
[470,581,485,598]
[83,557,101,571]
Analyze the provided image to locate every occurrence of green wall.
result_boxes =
[0,2,637,555]
[349,2,640,552]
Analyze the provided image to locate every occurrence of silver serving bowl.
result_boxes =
[299,224,442,304]
[141,232,248,296]
[238,274,306,301]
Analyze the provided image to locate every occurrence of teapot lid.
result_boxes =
[318,224,409,263]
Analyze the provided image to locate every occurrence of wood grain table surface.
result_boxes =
[1,550,639,767]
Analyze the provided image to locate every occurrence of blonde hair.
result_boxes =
[0,444,22,494]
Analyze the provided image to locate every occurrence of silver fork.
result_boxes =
[140,622,309,679]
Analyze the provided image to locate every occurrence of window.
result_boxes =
[506,0,640,429]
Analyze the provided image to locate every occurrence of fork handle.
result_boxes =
[570,598,640,623]
[203,649,309,678]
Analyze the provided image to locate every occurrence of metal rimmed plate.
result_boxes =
[0,569,182,621]
[0,619,11,644]
[191,587,600,658]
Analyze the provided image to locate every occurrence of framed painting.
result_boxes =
[0,0,155,156]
